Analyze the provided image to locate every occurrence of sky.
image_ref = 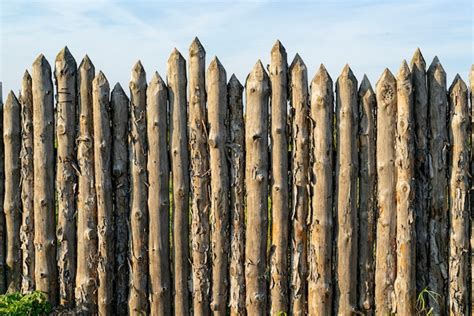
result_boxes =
[0,0,473,98]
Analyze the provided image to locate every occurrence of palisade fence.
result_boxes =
[0,38,472,316]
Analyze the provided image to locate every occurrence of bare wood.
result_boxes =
[394,61,416,315]
[470,65,474,316]
[147,72,172,316]
[4,91,22,292]
[188,38,211,316]
[32,54,58,305]
[308,64,334,315]
[0,82,4,294]
[334,65,358,316]
[375,68,397,315]
[245,60,270,316]
[448,75,469,315]
[54,47,77,307]
[20,71,35,293]
[167,49,190,315]
[128,60,149,314]
[228,74,245,316]
[92,71,114,315]
[269,40,289,315]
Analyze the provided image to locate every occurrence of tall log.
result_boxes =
[427,57,448,314]
[207,57,229,314]
[54,47,77,307]
[228,74,245,316]
[4,91,22,292]
[289,54,309,316]
[110,83,129,315]
[308,64,334,315]
[0,82,4,294]
[188,38,210,316]
[448,75,469,315]
[167,48,190,316]
[32,54,57,305]
[92,71,114,315]
[128,60,149,315]
[269,40,289,315]
[334,65,358,316]
[245,60,270,316]
[20,70,35,293]
[375,68,397,315]
[147,72,172,316]
[357,75,376,315]
[75,55,97,313]
[470,65,474,316]
[394,60,416,315]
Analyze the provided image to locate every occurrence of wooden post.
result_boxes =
[75,55,97,313]
[308,64,334,315]
[245,60,270,316]
[129,60,149,315]
[357,74,376,315]
[470,65,474,316]
[4,91,21,292]
[269,40,289,315]
[394,60,416,315]
[289,54,309,316]
[0,81,4,294]
[427,57,448,314]
[54,46,77,307]
[375,68,397,315]
[147,72,172,316]
[228,74,245,316]
[20,70,35,293]
[188,38,211,316]
[448,75,470,315]
[32,54,57,305]
[167,48,190,316]
[335,65,358,316]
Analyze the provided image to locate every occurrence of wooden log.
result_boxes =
[128,60,149,315]
[0,82,4,294]
[147,72,172,316]
[334,65,358,316]
[245,60,270,316]
[289,54,309,316]
[4,91,22,292]
[167,48,190,316]
[357,74,376,315]
[188,38,211,316]
[470,65,474,316]
[54,47,77,307]
[448,75,470,315]
[110,82,129,315]
[427,57,448,314]
[75,55,97,313]
[228,74,245,316]
[308,64,334,315]
[20,70,35,293]
[32,54,58,305]
[269,40,289,316]
[394,60,416,315]
[375,68,397,315]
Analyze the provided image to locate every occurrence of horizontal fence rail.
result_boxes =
[0,39,472,315]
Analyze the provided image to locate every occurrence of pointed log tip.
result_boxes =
[23,69,31,81]
[79,54,94,70]
[55,46,75,64]
[428,56,445,74]
[169,48,184,61]
[271,40,286,54]
[190,37,205,53]
[150,71,165,86]
[209,56,224,69]
[339,64,355,80]
[6,90,20,105]
[112,82,125,93]
[33,54,50,67]
[359,74,374,93]
[410,47,425,66]
[397,60,411,78]
[312,63,331,82]
[449,74,467,93]
[290,53,306,71]
[132,60,145,73]
[94,71,109,87]
[228,74,243,88]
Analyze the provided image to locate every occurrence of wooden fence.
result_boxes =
[0,39,472,315]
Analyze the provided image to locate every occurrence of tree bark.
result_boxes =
[375,68,397,315]
[394,61,416,315]
[269,40,289,316]
[308,64,334,316]
[448,75,469,315]
[167,49,190,316]
[4,91,22,293]
[20,70,35,293]
[128,60,149,315]
[0,82,4,294]
[245,60,270,316]
[470,65,474,316]
[32,54,58,305]
[147,72,172,316]
[188,38,211,316]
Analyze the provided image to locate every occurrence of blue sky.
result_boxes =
[1,0,472,96]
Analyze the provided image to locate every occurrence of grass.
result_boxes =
[0,291,51,316]
[416,287,441,316]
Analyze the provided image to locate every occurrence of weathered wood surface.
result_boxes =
[0,82,4,295]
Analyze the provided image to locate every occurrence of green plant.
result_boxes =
[0,291,51,316]
[416,287,441,316]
